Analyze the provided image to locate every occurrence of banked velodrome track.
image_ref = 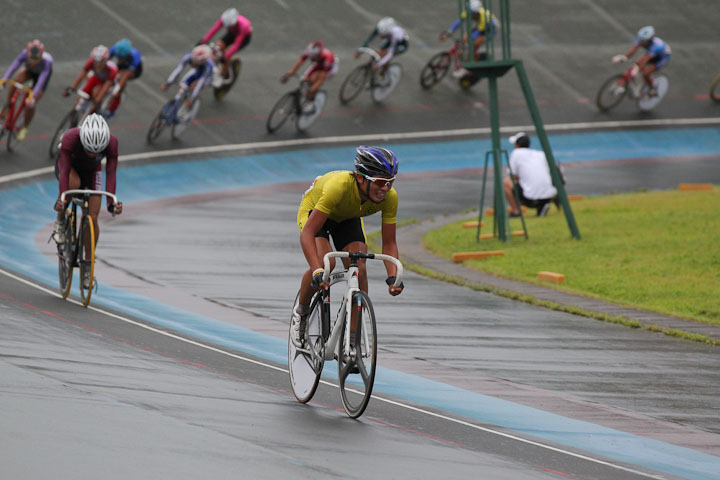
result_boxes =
[1,1,719,479]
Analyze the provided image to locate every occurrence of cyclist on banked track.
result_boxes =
[161,45,214,109]
[199,7,252,85]
[291,146,404,348]
[53,114,123,288]
[281,40,337,109]
[611,25,671,97]
[1,39,54,141]
[354,17,409,71]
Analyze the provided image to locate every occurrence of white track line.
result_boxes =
[2,117,719,186]
[0,266,664,479]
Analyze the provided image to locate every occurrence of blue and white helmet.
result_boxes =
[354,146,398,177]
[637,26,655,42]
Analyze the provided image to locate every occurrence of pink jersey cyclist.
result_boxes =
[201,8,252,61]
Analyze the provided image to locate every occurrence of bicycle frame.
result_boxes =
[316,252,404,361]
[0,79,34,131]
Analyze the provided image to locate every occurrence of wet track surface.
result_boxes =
[2,1,720,479]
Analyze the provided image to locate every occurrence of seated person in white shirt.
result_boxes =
[503,132,558,217]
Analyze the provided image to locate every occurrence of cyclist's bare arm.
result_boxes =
[300,209,329,274]
[66,70,87,94]
[380,222,403,296]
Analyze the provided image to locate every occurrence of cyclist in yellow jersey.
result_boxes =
[291,146,404,348]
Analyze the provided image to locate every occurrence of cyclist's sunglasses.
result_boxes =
[28,47,42,60]
[360,172,395,188]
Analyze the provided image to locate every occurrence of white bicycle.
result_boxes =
[288,251,403,418]
[339,47,402,105]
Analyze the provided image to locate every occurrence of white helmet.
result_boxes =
[191,44,212,63]
[377,17,396,35]
[469,0,483,13]
[637,25,655,42]
[80,114,110,153]
[91,45,109,63]
[221,8,238,27]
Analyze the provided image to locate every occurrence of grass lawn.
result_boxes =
[421,188,720,325]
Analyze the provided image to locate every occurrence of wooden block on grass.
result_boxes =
[538,271,565,284]
[452,251,505,262]
[477,233,494,240]
[462,221,484,228]
[511,230,525,236]
[678,183,713,191]
[568,195,584,201]
[477,231,524,240]
[485,208,494,216]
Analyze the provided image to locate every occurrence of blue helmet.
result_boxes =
[354,146,398,177]
[113,38,132,58]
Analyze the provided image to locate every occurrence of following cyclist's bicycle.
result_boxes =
[288,251,403,418]
[596,63,669,112]
[55,189,119,307]
[419,33,484,90]
[266,74,327,133]
[146,83,200,143]
[339,47,402,105]
[48,88,114,159]
[0,79,34,152]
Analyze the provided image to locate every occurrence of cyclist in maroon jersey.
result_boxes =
[53,114,123,287]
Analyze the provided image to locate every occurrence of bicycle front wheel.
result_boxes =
[147,100,174,143]
[338,290,377,418]
[420,52,451,89]
[596,74,626,112]
[710,75,720,103]
[288,292,325,404]
[78,214,95,307]
[266,92,295,133]
[339,65,370,105]
[49,110,77,159]
[57,213,76,299]
[6,126,17,152]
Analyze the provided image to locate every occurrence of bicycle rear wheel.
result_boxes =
[6,127,16,152]
[57,212,76,299]
[266,92,295,133]
[214,58,242,100]
[288,292,324,404]
[637,75,669,112]
[296,90,326,132]
[338,290,377,418]
[710,75,720,103]
[171,99,200,139]
[596,74,626,112]
[147,100,174,143]
[339,65,370,105]
[372,64,402,102]
[78,214,95,307]
[420,52,451,89]
[49,110,77,159]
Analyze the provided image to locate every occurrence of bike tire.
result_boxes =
[266,92,296,133]
[596,74,627,112]
[637,75,669,112]
[339,65,370,105]
[296,90,327,132]
[58,211,76,299]
[338,290,377,419]
[420,52,451,89]
[48,110,76,159]
[214,59,242,100]
[6,127,16,152]
[372,64,402,102]
[710,75,720,103]
[288,291,324,404]
[171,98,200,139]
[147,100,174,143]
[78,214,95,307]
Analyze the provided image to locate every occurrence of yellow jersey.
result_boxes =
[297,170,398,233]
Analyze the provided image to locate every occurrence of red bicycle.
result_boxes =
[419,33,483,90]
[0,79,34,152]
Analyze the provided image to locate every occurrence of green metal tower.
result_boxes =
[457,0,580,241]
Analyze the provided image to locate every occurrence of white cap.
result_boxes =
[508,132,528,145]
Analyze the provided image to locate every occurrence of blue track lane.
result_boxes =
[2,128,720,480]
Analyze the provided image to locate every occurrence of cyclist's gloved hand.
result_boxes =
[611,54,627,64]
[280,73,291,83]
[53,199,64,212]
[311,268,325,291]
[194,39,204,47]
[62,87,73,97]
[108,202,122,215]
[386,276,404,296]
